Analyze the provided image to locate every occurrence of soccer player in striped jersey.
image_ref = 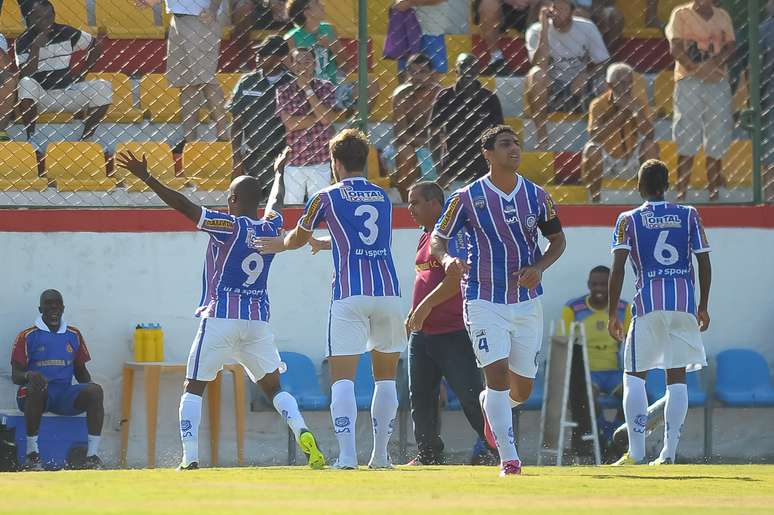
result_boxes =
[430,125,567,476]
[256,129,407,469]
[116,149,325,471]
[608,159,712,466]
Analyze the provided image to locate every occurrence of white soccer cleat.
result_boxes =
[331,459,357,470]
[367,455,394,470]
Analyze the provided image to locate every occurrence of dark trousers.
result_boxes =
[408,329,486,460]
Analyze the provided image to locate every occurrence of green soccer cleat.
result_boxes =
[299,430,326,470]
[611,452,646,466]
[649,456,674,466]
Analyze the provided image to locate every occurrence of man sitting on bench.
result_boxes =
[10,289,104,470]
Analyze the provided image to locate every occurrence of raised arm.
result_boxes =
[115,151,201,223]
[407,267,462,332]
[607,248,629,342]
[430,232,469,276]
[264,147,289,214]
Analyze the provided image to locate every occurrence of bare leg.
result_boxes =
[73,383,104,435]
[479,0,503,60]
[203,82,230,141]
[526,67,550,148]
[19,98,38,140]
[228,0,256,71]
[705,156,724,201]
[582,143,604,203]
[676,154,694,201]
[180,85,206,145]
[0,69,17,134]
[23,386,47,438]
[81,105,109,140]
[393,143,420,201]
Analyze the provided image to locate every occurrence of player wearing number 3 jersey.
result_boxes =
[256,129,407,470]
[115,149,326,472]
[608,159,712,467]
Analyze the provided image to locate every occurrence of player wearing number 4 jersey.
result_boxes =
[257,129,406,470]
[115,149,326,471]
[431,125,567,476]
[608,159,712,467]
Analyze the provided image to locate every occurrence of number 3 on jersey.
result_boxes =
[241,252,264,287]
[355,204,379,245]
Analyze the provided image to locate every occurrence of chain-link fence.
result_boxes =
[0,0,768,207]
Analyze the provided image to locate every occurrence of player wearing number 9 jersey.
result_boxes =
[115,149,326,472]
[256,129,407,470]
[608,159,712,467]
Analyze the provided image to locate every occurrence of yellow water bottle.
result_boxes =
[152,323,165,362]
[141,324,154,362]
[133,324,144,362]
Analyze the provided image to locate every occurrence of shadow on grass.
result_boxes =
[590,475,761,482]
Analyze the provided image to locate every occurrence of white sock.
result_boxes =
[660,383,688,461]
[491,49,504,61]
[330,379,357,466]
[87,435,101,457]
[26,435,38,455]
[370,380,398,463]
[509,396,522,409]
[179,392,203,466]
[483,388,519,463]
[623,374,648,461]
[273,390,307,442]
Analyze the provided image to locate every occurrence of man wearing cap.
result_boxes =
[430,53,504,190]
[230,35,292,186]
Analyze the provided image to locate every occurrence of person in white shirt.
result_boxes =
[0,33,16,141]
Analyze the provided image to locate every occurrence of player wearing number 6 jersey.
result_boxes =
[256,129,407,470]
[115,149,325,471]
[431,125,566,476]
[608,159,712,467]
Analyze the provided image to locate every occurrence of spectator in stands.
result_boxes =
[582,63,658,203]
[139,0,230,152]
[393,0,450,75]
[15,0,112,143]
[762,0,774,200]
[275,47,338,203]
[562,266,630,459]
[524,0,610,149]
[230,35,291,185]
[665,0,735,201]
[430,53,504,189]
[474,0,543,75]
[572,1,624,49]
[405,181,496,466]
[0,33,15,142]
[390,54,442,200]
[229,0,291,70]
[10,290,105,470]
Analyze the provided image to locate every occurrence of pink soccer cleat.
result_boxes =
[499,459,522,476]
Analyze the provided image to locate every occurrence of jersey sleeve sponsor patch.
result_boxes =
[299,193,325,231]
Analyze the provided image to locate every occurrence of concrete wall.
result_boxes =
[0,225,772,466]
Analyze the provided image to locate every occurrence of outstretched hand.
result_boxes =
[309,237,331,255]
[116,151,150,181]
[274,147,290,175]
[255,235,286,255]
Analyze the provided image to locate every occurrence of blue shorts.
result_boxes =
[590,370,622,395]
[398,35,448,73]
[17,383,88,416]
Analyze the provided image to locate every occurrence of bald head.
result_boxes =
[229,175,262,211]
[40,289,62,305]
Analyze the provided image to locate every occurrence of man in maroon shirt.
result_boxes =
[405,181,496,465]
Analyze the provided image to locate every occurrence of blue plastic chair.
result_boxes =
[521,369,545,411]
[715,349,774,406]
[645,369,707,407]
[354,353,375,410]
[443,380,462,411]
[279,352,329,410]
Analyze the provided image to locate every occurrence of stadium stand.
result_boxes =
[45,142,113,191]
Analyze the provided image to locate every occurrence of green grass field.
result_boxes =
[1,465,773,514]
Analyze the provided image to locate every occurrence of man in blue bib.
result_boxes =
[10,290,104,470]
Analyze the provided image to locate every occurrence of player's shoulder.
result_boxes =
[520,175,548,197]
[15,326,37,343]
[66,326,86,341]
[671,2,695,16]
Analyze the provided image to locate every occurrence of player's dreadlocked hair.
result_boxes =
[481,125,519,151]
[638,159,670,197]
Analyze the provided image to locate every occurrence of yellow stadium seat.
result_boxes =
[0,142,47,191]
[368,37,398,123]
[197,73,242,122]
[96,0,165,39]
[505,117,524,143]
[327,0,357,37]
[658,0,686,27]
[86,72,144,123]
[140,73,181,122]
[602,177,639,190]
[37,112,75,123]
[366,0,391,36]
[545,185,589,204]
[657,140,753,188]
[0,0,25,37]
[46,142,113,191]
[183,141,233,191]
[654,70,674,118]
[50,0,96,33]
[622,27,664,38]
[519,151,554,185]
[445,35,472,69]
[368,145,390,189]
[616,0,646,29]
[114,142,186,191]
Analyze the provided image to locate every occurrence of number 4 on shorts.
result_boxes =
[478,337,489,352]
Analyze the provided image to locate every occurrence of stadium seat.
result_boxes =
[366,0,391,36]
[114,142,185,191]
[545,185,588,204]
[659,140,754,189]
[715,349,774,407]
[183,141,233,191]
[443,380,462,411]
[0,142,48,191]
[645,369,707,407]
[96,0,166,39]
[369,36,398,122]
[504,117,524,144]
[45,142,114,191]
[85,72,144,123]
[327,0,357,37]
[197,73,243,122]
[653,70,674,118]
[139,73,181,123]
[445,35,473,68]
[50,0,96,33]
[0,0,25,37]
[367,145,390,189]
[279,352,329,410]
[521,368,544,411]
[354,353,375,410]
[520,151,554,185]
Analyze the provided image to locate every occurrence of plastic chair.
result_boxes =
[0,142,47,191]
[183,142,233,191]
[139,74,181,123]
[96,0,165,39]
[114,142,185,191]
[354,353,375,410]
[519,152,554,186]
[0,0,25,37]
[280,352,330,410]
[645,369,707,407]
[443,380,462,411]
[50,0,96,33]
[521,369,545,411]
[46,142,114,191]
[715,349,774,406]
[85,72,144,123]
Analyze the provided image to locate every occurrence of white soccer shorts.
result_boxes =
[464,298,544,378]
[186,317,282,382]
[624,310,707,373]
[326,295,408,357]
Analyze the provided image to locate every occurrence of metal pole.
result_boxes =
[748,0,763,203]
[356,0,369,132]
